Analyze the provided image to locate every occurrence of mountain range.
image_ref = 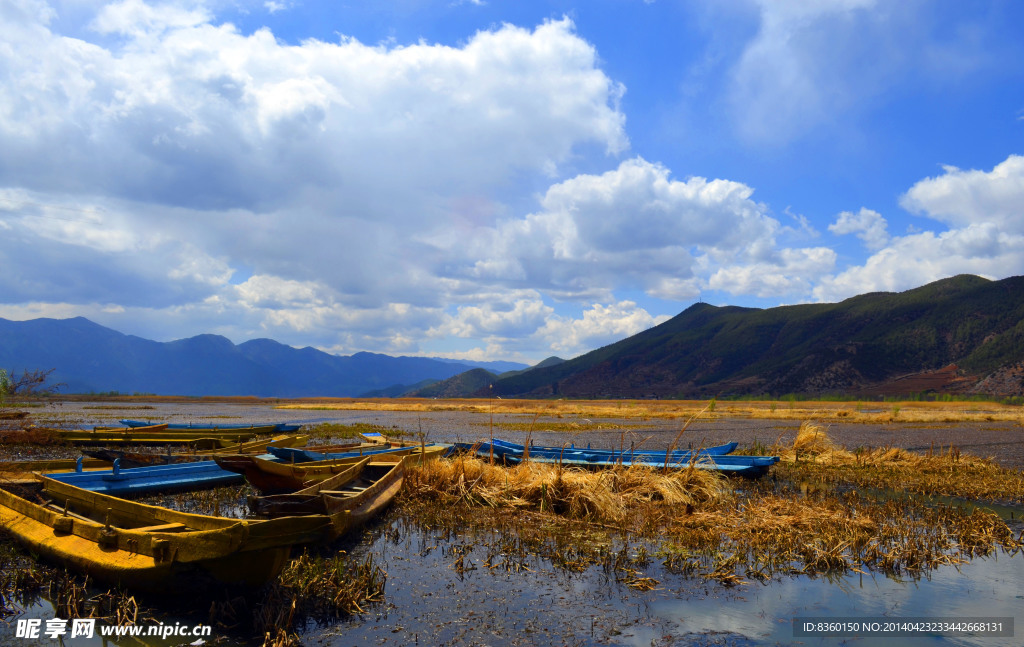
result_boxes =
[3,274,1022,399]
[483,274,1024,399]
[0,316,526,397]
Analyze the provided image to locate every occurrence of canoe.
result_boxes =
[453,439,732,464]
[0,476,332,591]
[486,438,739,462]
[503,450,780,477]
[120,419,302,433]
[53,424,268,445]
[248,456,407,539]
[266,443,435,464]
[83,434,311,469]
[43,458,250,495]
[248,457,409,515]
[218,446,445,494]
[0,435,308,483]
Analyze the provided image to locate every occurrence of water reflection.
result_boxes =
[318,509,1024,646]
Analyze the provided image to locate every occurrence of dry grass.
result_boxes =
[774,421,1024,503]
[401,422,1024,588]
[273,397,1024,424]
[405,454,729,524]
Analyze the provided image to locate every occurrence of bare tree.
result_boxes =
[0,368,62,403]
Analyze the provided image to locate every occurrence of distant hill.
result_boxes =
[484,275,1024,399]
[0,317,527,397]
[403,368,498,398]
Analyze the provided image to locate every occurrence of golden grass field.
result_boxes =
[275,396,1024,424]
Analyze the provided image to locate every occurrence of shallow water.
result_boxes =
[308,507,1024,647]
[5,402,1024,645]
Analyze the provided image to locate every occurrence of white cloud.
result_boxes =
[899,155,1024,231]
[433,295,554,339]
[813,225,1024,302]
[708,247,837,298]
[458,157,796,301]
[811,154,1024,303]
[537,301,670,356]
[828,207,889,250]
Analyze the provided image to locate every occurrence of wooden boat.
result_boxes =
[218,446,445,494]
[83,435,310,469]
[266,443,436,464]
[0,475,332,591]
[248,456,407,539]
[43,458,248,495]
[0,410,29,420]
[120,419,302,433]
[53,424,268,446]
[0,436,308,485]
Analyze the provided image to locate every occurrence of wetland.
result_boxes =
[2,398,1024,646]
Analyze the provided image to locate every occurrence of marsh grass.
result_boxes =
[403,423,1024,588]
[208,550,386,647]
[776,421,1024,503]
[303,422,410,441]
[0,540,145,625]
[0,428,66,446]
[405,453,728,524]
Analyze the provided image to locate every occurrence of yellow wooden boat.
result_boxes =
[217,445,444,494]
[53,424,270,445]
[0,475,333,591]
[249,456,409,540]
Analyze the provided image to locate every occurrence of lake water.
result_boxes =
[310,508,1024,647]
[3,402,1023,645]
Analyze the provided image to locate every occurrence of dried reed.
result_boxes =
[775,421,1024,503]
[404,455,728,524]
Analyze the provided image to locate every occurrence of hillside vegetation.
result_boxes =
[486,275,1024,399]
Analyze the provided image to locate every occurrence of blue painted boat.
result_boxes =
[455,440,778,477]
[267,444,436,463]
[42,456,262,495]
[120,419,302,433]
[487,438,738,461]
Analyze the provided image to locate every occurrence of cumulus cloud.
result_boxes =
[458,158,789,297]
[815,154,1024,302]
[708,247,837,298]
[828,208,889,249]
[0,5,633,351]
[899,155,1024,231]
[537,301,670,356]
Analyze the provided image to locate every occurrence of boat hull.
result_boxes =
[0,477,333,591]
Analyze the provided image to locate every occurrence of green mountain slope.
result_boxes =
[488,275,1024,398]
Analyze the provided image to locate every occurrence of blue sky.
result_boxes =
[1,0,1022,364]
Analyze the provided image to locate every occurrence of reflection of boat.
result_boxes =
[218,446,444,494]
[44,459,246,495]
[121,419,301,433]
[0,476,332,591]
[249,456,406,539]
